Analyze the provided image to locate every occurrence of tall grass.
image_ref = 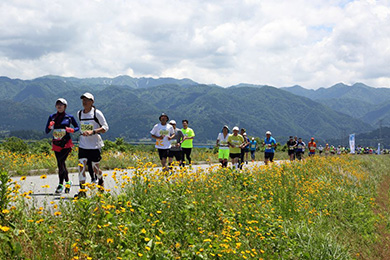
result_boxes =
[0,155,388,259]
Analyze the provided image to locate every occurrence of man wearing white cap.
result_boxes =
[263,131,277,165]
[227,126,245,169]
[76,92,109,198]
[168,120,184,168]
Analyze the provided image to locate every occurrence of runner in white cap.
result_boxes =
[262,131,277,165]
[45,98,79,194]
[227,126,245,169]
[75,93,109,198]
[168,120,184,169]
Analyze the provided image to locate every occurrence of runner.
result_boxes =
[168,120,184,168]
[249,137,257,162]
[216,125,230,167]
[295,138,306,160]
[181,120,195,167]
[324,143,330,156]
[75,93,109,198]
[308,137,317,157]
[263,131,277,165]
[286,136,296,161]
[239,128,250,169]
[294,136,299,160]
[228,126,245,169]
[45,98,79,194]
[330,145,336,155]
[150,113,175,172]
[318,144,324,155]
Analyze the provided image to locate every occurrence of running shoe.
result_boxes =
[65,181,72,194]
[55,184,64,194]
[91,177,98,184]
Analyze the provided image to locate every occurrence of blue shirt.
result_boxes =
[250,140,257,151]
[45,112,79,140]
[264,137,276,153]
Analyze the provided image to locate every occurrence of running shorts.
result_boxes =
[229,153,240,159]
[157,149,170,160]
[264,152,274,161]
[218,149,229,160]
[79,148,101,162]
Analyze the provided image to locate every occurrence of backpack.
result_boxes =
[78,107,102,127]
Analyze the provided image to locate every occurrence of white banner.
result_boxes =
[349,134,355,154]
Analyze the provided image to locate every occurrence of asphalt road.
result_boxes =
[12,161,270,207]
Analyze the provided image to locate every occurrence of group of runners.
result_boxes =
[46,93,109,198]
[46,94,373,197]
[150,113,277,169]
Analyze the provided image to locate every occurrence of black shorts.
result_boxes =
[78,148,102,162]
[158,149,169,160]
[288,150,295,155]
[230,153,241,159]
[264,152,274,161]
[169,150,182,161]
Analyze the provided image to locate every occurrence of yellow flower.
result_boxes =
[2,209,10,214]
[40,175,47,179]
[138,253,143,257]
[0,226,10,232]
[20,176,26,181]
[54,211,61,216]
[141,228,146,234]
[145,246,151,251]
[107,238,114,244]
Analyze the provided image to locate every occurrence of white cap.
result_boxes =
[56,98,67,106]
[266,131,272,135]
[80,92,94,101]
[169,120,177,125]
[252,137,255,140]
[232,126,239,131]
[243,133,247,136]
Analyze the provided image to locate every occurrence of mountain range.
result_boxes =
[1,75,387,144]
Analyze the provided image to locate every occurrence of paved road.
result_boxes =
[12,161,270,207]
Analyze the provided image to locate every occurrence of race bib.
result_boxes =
[289,146,294,150]
[160,130,169,136]
[251,144,256,148]
[81,122,93,133]
[53,129,66,140]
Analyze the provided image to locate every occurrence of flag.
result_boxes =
[349,134,355,154]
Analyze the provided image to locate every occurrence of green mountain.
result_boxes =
[282,83,390,126]
[0,76,373,142]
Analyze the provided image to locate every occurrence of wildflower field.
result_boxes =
[1,154,389,259]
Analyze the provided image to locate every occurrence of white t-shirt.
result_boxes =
[217,132,229,150]
[150,123,174,149]
[78,108,109,149]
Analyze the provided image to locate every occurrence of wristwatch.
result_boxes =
[92,130,96,135]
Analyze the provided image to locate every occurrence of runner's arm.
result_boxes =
[45,115,53,134]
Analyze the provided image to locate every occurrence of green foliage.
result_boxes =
[1,137,28,153]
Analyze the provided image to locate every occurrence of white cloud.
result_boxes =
[0,0,390,88]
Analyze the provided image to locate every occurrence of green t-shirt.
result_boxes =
[181,127,195,148]
[228,134,244,154]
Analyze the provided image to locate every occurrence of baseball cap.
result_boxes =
[252,137,255,140]
[232,126,239,131]
[266,131,272,135]
[56,98,68,106]
[80,92,94,101]
[169,120,176,125]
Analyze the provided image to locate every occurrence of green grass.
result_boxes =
[1,155,389,259]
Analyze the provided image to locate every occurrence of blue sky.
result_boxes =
[0,0,389,89]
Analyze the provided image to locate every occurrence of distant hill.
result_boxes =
[0,75,373,142]
[282,83,390,126]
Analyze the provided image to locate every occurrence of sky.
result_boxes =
[0,0,389,89]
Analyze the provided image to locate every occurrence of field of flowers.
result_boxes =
[0,147,285,176]
[1,155,389,259]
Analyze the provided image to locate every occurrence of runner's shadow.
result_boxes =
[30,193,56,196]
